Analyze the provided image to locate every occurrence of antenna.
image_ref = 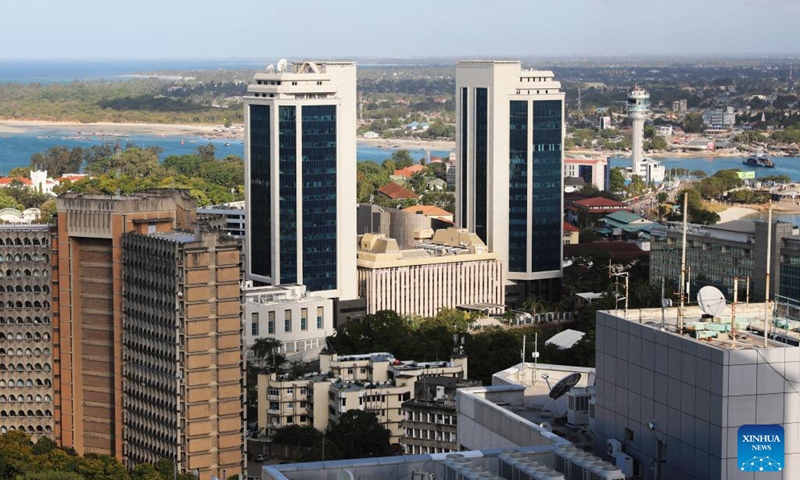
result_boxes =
[276,59,288,73]
[697,286,727,318]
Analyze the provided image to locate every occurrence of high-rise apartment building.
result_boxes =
[53,190,196,457]
[455,60,564,302]
[0,225,54,438]
[244,61,357,302]
[122,228,244,480]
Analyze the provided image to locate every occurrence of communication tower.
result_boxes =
[627,86,650,178]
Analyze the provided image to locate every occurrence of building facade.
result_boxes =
[197,201,245,238]
[53,190,196,458]
[244,285,334,363]
[455,60,565,301]
[595,304,800,479]
[564,157,608,191]
[0,225,54,438]
[702,107,736,129]
[400,377,480,455]
[649,220,795,302]
[357,228,504,317]
[122,229,244,480]
[257,351,468,444]
[244,61,357,302]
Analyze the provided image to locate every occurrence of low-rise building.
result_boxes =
[562,222,580,245]
[357,228,504,317]
[257,351,468,443]
[197,200,245,238]
[244,285,334,363]
[564,157,608,191]
[400,376,480,455]
[702,106,736,129]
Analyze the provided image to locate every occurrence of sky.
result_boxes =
[1,0,799,59]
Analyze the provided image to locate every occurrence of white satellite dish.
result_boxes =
[276,58,288,73]
[266,64,275,73]
[697,286,727,317]
[337,471,355,480]
[539,422,553,432]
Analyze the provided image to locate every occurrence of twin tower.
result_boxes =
[243,60,566,304]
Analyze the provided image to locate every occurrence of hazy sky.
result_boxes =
[2,0,799,59]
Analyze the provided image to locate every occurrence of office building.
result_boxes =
[703,107,736,129]
[122,228,245,480]
[672,99,688,113]
[595,303,800,479]
[357,228,504,317]
[0,225,54,438]
[244,60,357,303]
[455,60,565,302]
[244,284,334,363]
[400,376,480,455]
[53,190,196,457]
[649,220,796,302]
[564,157,608,191]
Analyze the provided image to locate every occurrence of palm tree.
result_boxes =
[251,337,285,372]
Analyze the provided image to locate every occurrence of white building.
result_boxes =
[456,60,565,302]
[564,157,608,191]
[357,228,505,317]
[244,284,334,363]
[244,60,357,302]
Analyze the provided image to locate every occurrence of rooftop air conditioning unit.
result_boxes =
[606,439,622,457]
[567,387,592,427]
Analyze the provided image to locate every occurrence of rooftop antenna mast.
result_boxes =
[678,191,688,331]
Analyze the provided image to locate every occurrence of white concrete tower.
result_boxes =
[243,61,357,302]
[628,86,650,178]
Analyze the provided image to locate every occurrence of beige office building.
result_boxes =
[122,227,245,480]
[357,228,504,317]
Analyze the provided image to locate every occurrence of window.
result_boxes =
[317,307,324,329]
[301,308,308,331]
[284,310,292,332]
[268,387,278,397]
[251,312,259,336]
[147,223,156,234]
[268,311,275,334]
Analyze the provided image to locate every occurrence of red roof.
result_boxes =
[393,164,426,178]
[378,182,419,200]
[563,222,580,233]
[573,197,627,208]
[58,174,88,183]
[0,177,32,186]
[402,205,452,217]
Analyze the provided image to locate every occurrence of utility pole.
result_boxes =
[678,192,688,331]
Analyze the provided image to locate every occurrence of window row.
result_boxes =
[0,237,48,246]
[0,253,50,262]
[0,270,48,278]
[0,363,52,372]
[0,347,51,356]
[250,307,325,336]
[0,332,51,341]
[0,394,52,403]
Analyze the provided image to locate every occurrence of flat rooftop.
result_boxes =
[605,302,800,350]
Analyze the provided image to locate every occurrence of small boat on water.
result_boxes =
[743,156,775,168]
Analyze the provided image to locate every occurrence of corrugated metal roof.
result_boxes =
[545,329,586,350]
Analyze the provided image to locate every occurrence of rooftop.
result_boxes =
[377,182,420,200]
[573,197,627,209]
[602,302,800,350]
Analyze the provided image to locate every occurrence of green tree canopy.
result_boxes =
[327,410,392,459]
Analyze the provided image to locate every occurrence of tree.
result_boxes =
[29,146,85,177]
[130,464,164,480]
[197,144,216,162]
[390,149,414,169]
[251,337,285,371]
[683,113,706,133]
[8,166,31,178]
[327,410,392,459]
[608,167,625,194]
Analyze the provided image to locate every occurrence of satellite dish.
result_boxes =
[337,471,355,480]
[266,64,275,73]
[277,58,288,73]
[539,422,553,432]
[549,373,581,399]
[697,286,727,317]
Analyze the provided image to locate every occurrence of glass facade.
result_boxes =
[301,105,338,292]
[578,165,593,185]
[249,105,272,278]
[474,88,488,243]
[531,100,562,272]
[279,106,297,284]
[460,87,468,226]
[508,100,528,273]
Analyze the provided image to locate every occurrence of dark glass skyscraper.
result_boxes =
[244,61,357,300]
[455,61,565,302]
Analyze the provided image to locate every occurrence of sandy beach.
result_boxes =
[358,137,455,152]
[0,119,243,139]
[716,206,760,223]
